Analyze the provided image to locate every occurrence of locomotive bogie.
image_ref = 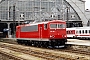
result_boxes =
[17,38,67,47]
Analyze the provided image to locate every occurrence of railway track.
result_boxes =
[0,48,27,60]
[0,42,90,60]
[0,42,65,60]
[62,48,90,55]
[55,45,90,56]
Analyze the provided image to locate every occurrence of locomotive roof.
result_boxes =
[16,20,65,28]
[26,20,65,26]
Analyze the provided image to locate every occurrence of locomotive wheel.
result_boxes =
[17,39,23,45]
[43,42,47,47]
[27,40,31,46]
[24,40,28,45]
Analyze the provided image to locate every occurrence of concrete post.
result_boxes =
[7,23,10,38]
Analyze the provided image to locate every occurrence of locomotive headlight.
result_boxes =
[62,35,67,37]
[50,35,52,37]
[50,31,53,32]
[64,35,67,37]
[50,35,54,38]
[50,31,55,32]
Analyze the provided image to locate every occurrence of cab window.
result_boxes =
[58,24,66,28]
[50,24,57,28]
[44,24,47,29]
[50,23,66,29]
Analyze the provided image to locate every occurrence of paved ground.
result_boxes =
[67,39,90,46]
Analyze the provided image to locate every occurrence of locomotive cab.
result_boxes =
[47,20,67,46]
[49,23,66,39]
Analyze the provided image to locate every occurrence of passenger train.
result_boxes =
[16,20,67,47]
[66,27,76,38]
[66,27,90,39]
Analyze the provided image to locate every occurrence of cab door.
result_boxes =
[39,24,43,39]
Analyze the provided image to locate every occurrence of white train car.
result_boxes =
[67,27,90,39]
[66,28,77,38]
[75,27,90,39]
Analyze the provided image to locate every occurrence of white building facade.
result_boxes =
[0,0,89,26]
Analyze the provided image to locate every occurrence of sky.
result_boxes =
[85,0,90,9]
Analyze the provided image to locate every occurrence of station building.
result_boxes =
[0,0,89,37]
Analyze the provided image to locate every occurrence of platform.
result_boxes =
[67,39,90,46]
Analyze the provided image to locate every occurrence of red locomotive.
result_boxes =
[16,20,67,47]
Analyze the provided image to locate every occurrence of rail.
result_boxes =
[0,42,90,60]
